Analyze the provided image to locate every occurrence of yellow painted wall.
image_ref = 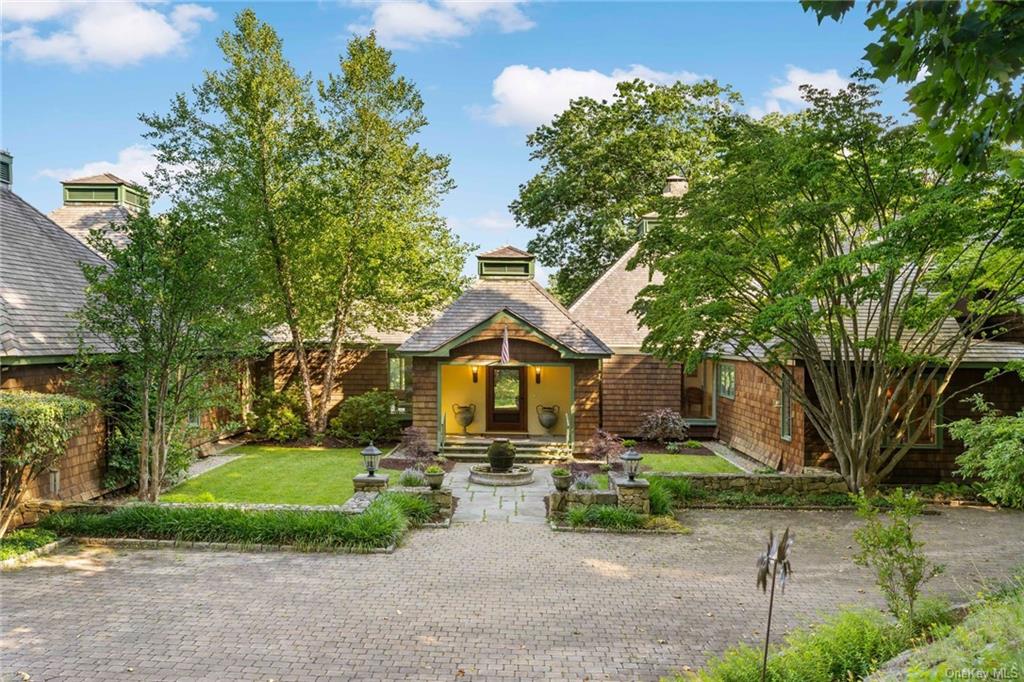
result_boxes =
[439,363,571,435]
[526,365,570,435]
[440,364,487,434]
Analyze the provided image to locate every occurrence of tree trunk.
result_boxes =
[314,297,354,433]
[138,379,151,501]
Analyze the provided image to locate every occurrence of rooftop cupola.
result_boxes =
[477,245,536,279]
[662,173,688,197]
[0,150,12,189]
[61,173,148,209]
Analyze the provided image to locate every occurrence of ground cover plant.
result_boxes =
[565,505,644,531]
[162,446,366,505]
[679,608,911,682]
[898,573,1024,681]
[40,493,436,552]
[0,528,59,561]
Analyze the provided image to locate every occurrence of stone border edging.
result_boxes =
[549,522,690,535]
[0,537,73,571]
[75,536,397,554]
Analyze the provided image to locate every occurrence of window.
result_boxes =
[187,410,201,428]
[887,380,939,447]
[717,363,736,399]
[780,375,792,441]
[389,354,413,416]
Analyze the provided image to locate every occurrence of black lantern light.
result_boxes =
[361,441,383,477]
[621,447,643,481]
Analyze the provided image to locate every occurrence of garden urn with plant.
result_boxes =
[424,465,445,490]
[551,467,572,492]
[486,438,516,473]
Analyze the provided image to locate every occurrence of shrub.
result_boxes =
[637,408,689,444]
[586,429,624,464]
[0,391,92,537]
[665,441,682,453]
[950,396,1024,509]
[910,595,955,637]
[685,439,703,449]
[689,608,907,682]
[646,475,701,504]
[39,495,421,551]
[253,389,306,443]
[853,489,945,629]
[572,472,598,490]
[0,528,59,560]
[328,389,399,445]
[400,426,433,460]
[565,505,643,530]
[647,477,674,516]
[397,467,426,487]
[622,438,637,448]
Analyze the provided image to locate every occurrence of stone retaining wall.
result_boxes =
[651,471,848,495]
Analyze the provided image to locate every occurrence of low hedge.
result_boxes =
[39,493,436,552]
[0,528,58,561]
[645,476,853,508]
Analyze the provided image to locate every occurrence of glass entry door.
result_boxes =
[487,366,526,431]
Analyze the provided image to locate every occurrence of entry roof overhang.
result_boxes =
[395,308,610,360]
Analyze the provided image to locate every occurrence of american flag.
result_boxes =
[500,325,510,364]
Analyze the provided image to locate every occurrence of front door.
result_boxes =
[486,366,526,432]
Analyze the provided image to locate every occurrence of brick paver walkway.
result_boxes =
[2,506,1022,681]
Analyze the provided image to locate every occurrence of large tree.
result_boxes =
[803,0,1024,174]
[309,34,468,432]
[77,209,259,501]
[635,84,1024,492]
[144,11,469,435]
[510,79,738,302]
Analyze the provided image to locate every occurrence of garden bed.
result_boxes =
[550,504,691,534]
[0,529,70,570]
[37,492,438,554]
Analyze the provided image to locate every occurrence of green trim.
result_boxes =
[0,354,78,366]
[62,181,148,209]
[478,257,535,279]
[398,309,606,360]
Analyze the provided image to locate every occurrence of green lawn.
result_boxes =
[592,453,740,489]
[163,446,369,505]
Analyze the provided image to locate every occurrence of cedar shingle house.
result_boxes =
[0,152,110,500]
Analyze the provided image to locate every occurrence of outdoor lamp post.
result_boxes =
[621,447,642,481]
[361,442,382,477]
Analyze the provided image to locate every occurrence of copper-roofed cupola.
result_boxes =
[477,245,536,279]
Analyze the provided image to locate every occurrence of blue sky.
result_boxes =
[2,1,908,280]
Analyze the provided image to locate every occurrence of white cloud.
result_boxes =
[480,64,703,128]
[349,1,534,49]
[38,145,158,186]
[3,2,215,67]
[448,210,518,234]
[750,65,849,118]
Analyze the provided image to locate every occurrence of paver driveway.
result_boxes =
[2,506,1022,682]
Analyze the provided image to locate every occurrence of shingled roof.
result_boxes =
[478,245,535,259]
[398,277,610,357]
[1,187,110,358]
[48,203,133,252]
[62,173,134,186]
[569,243,658,350]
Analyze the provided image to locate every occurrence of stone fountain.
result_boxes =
[468,438,534,486]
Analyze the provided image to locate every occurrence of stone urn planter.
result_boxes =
[551,468,572,492]
[452,403,476,434]
[486,438,517,473]
[424,467,445,490]
[536,404,560,432]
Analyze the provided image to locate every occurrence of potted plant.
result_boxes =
[487,438,516,472]
[551,467,572,492]
[424,464,445,490]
